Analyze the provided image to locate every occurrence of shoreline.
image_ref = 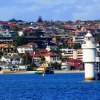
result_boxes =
[1,70,85,74]
[0,70,85,74]
[54,70,84,73]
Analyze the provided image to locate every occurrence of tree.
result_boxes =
[14,36,28,46]
[34,29,44,38]
[51,62,61,70]
[62,56,69,61]
[73,43,81,49]
[50,49,62,54]
[76,20,81,23]
[40,56,45,63]
[37,16,43,23]
[27,63,37,71]
[12,26,19,32]
[0,52,3,58]
[95,34,100,44]
[22,53,32,65]
[9,18,17,22]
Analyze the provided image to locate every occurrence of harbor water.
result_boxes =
[0,72,100,100]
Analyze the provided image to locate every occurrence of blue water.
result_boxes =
[0,73,100,100]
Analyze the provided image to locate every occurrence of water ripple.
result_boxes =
[0,73,100,100]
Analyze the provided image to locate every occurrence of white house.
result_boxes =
[61,61,71,70]
[17,45,33,53]
[27,42,38,48]
[43,53,61,63]
[18,65,28,70]
[0,53,22,64]
[29,52,61,64]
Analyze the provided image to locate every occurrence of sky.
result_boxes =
[0,0,100,22]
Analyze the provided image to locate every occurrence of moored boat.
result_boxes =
[36,62,54,74]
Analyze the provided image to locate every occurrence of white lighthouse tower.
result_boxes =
[82,31,98,80]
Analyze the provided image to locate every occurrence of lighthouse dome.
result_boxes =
[85,31,93,38]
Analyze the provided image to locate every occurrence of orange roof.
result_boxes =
[29,53,40,57]
[38,49,48,53]
[0,44,7,47]
[17,45,31,48]
[0,44,13,48]
[41,52,53,56]
[67,40,75,44]
[29,52,59,57]
[8,23,17,27]
[23,28,33,31]
[27,42,37,46]
[64,25,74,29]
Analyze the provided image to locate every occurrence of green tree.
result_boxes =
[37,16,43,23]
[95,34,100,45]
[62,56,69,61]
[34,29,44,38]
[14,36,28,46]
[51,62,61,70]
[22,53,32,65]
[73,43,81,49]
[40,56,45,63]
[9,18,17,22]
[12,26,19,32]
[27,63,37,71]
[50,49,62,54]
[0,52,3,58]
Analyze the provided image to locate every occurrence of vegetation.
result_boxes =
[50,62,61,70]
[22,53,32,65]
[73,43,81,49]
[1,18,100,71]
[13,36,28,46]
[95,34,100,44]
[34,29,44,37]
[50,49,62,54]
[27,63,37,71]
[37,16,43,23]
[0,52,3,58]
[40,56,45,63]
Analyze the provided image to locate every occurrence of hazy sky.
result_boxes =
[0,0,100,22]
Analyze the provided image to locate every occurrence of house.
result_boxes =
[0,22,9,30]
[18,65,28,71]
[18,31,24,36]
[8,23,18,29]
[57,29,65,34]
[29,50,61,64]
[65,59,83,70]
[0,44,14,52]
[0,53,22,64]
[29,53,41,62]
[72,36,84,43]
[27,42,38,48]
[0,36,13,43]
[41,52,61,63]
[23,27,34,32]
[61,61,71,70]
[1,63,18,70]
[17,45,33,53]
[0,31,16,37]
[45,27,53,34]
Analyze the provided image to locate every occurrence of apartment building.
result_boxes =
[61,49,83,60]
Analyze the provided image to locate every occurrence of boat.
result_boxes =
[45,67,54,74]
[36,62,54,74]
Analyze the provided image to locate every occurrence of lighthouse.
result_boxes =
[82,31,98,80]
